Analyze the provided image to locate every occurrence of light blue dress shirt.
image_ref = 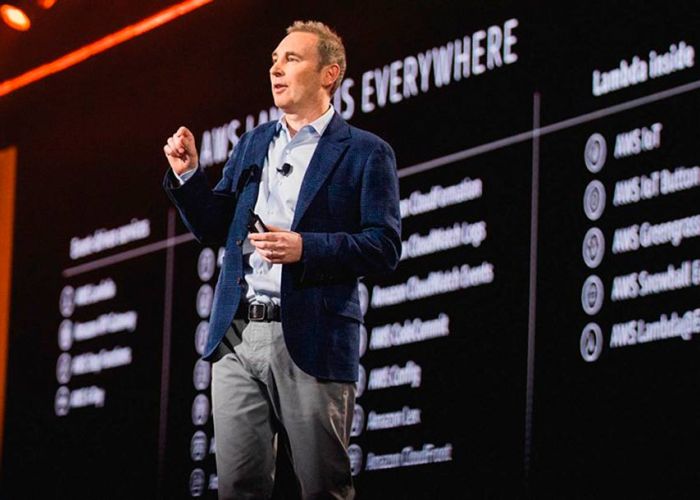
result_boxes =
[177,105,335,306]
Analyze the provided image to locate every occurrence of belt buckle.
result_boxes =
[248,303,266,321]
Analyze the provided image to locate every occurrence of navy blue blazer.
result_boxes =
[163,112,401,382]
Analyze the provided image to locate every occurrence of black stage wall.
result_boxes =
[1,1,699,498]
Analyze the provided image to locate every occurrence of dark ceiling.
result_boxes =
[0,0,196,82]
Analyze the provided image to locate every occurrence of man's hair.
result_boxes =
[286,20,346,95]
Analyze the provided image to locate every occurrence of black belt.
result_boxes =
[247,302,281,322]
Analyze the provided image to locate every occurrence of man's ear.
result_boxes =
[322,64,341,90]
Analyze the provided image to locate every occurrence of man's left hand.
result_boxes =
[249,225,303,264]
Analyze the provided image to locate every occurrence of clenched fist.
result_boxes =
[163,126,199,176]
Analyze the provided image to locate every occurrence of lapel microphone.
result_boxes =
[276,163,293,176]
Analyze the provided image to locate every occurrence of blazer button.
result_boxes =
[236,239,242,246]
[236,277,243,284]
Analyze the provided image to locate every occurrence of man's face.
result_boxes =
[270,32,326,113]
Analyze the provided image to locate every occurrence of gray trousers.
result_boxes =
[211,320,356,500]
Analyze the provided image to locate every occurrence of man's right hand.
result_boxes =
[164,126,199,176]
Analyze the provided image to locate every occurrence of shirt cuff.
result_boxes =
[174,167,197,185]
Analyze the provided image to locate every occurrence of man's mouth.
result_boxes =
[273,84,287,93]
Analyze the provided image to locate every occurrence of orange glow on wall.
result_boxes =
[0,146,17,468]
[0,0,213,97]
[0,4,31,31]
[37,0,57,9]
[36,0,56,9]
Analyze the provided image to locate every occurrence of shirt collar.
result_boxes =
[277,104,335,138]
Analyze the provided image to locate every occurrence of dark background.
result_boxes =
[1,1,699,498]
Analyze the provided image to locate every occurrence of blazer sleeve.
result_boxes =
[162,133,249,246]
[299,140,402,281]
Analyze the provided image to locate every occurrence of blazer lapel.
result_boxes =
[291,113,350,230]
[229,122,277,192]
[249,122,278,172]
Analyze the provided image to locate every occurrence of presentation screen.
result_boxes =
[1,1,699,498]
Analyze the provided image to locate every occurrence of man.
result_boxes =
[163,21,401,499]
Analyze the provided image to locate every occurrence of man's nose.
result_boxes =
[270,61,283,76]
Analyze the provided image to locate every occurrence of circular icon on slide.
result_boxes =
[56,353,72,384]
[194,321,208,355]
[580,322,604,362]
[358,282,369,317]
[196,284,213,318]
[584,133,607,173]
[583,180,606,221]
[190,431,208,461]
[198,248,216,282]
[582,227,605,269]
[189,468,205,497]
[356,364,366,399]
[55,386,70,417]
[59,285,75,318]
[192,394,210,426]
[359,324,368,358]
[348,444,363,476]
[351,404,365,437]
[58,320,73,351]
[581,275,604,315]
[193,359,211,391]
